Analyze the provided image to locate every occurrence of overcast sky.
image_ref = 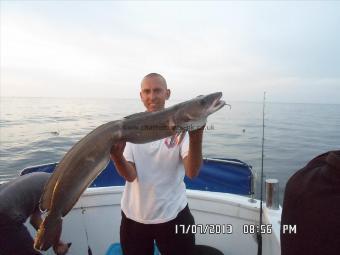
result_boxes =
[1,1,339,103]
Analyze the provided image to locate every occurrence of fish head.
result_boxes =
[195,92,225,116]
[174,92,225,131]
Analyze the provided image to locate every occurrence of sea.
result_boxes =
[0,97,339,204]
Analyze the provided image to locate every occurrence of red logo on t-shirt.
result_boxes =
[164,133,186,148]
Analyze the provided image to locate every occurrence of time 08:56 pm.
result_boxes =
[243,224,272,234]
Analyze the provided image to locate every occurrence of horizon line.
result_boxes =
[0,96,339,106]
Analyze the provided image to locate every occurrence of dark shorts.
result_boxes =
[0,216,41,255]
[120,204,195,255]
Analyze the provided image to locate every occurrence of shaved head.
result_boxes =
[141,73,167,89]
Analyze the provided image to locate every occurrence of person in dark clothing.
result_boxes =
[0,172,70,255]
[281,150,340,255]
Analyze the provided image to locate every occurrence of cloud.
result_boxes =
[1,1,339,103]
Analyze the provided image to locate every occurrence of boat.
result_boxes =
[21,158,282,255]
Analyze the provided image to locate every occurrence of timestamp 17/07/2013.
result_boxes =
[175,224,233,234]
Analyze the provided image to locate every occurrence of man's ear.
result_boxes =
[166,89,171,100]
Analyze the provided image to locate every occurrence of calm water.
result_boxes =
[1,97,339,203]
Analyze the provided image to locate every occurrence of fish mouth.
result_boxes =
[211,92,226,112]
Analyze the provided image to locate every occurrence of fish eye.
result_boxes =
[199,98,208,106]
[183,115,191,122]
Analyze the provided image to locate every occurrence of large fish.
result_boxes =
[34,92,227,251]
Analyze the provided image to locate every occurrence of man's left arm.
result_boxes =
[183,125,205,179]
[30,210,42,230]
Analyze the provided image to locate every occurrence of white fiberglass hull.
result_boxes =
[27,187,281,255]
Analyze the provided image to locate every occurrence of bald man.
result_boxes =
[111,73,204,255]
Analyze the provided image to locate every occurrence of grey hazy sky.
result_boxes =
[1,1,339,103]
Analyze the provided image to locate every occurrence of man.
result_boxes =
[281,150,340,255]
[0,172,70,255]
[111,73,204,255]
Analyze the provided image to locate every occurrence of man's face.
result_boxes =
[140,77,170,112]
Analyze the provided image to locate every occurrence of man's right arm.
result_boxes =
[110,142,137,182]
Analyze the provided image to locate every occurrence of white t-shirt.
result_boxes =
[121,133,189,224]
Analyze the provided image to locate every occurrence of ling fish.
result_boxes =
[34,92,227,251]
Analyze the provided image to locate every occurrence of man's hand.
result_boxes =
[110,142,126,161]
[110,142,137,182]
[183,124,205,179]
[30,210,43,231]
[53,241,71,255]
[188,124,205,140]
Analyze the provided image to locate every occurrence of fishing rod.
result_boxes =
[257,92,266,255]
[81,205,93,255]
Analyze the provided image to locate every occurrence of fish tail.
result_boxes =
[34,213,62,251]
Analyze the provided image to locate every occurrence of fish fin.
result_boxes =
[124,111,152,119]
[40,164,64,211]
[168,117,179,133]
[169,129,186,146]
[177,131,187,145]
[179,118,207,132]
[190,118,207,131]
